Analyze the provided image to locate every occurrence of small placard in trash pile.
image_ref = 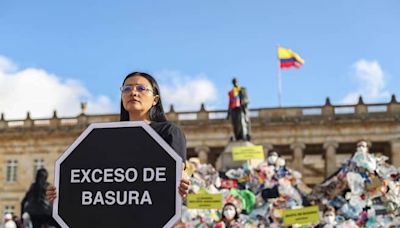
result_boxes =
[187,192,223,209]
[283,206,320,225]
[232,145,264,161]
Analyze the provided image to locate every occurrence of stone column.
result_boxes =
[195,145,210,164]
[290,143,306,172]
[323,141,339,178]
[390,139,400,167]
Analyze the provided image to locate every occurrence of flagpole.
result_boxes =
[277,45,283,107]
[277,62,282,107]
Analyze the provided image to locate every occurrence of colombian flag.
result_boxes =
[278,47,304,69]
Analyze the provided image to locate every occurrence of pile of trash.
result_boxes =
[309,141,400,227]
[177,151,312,227]
[176,141,400,227]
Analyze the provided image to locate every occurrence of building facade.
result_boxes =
[1,96,400,216]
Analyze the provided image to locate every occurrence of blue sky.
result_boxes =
[0,1,399,119]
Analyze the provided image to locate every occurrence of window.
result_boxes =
[6,160,17,183]
[4,205,15,215]
[33,159,45,179]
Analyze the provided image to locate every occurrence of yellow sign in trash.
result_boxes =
[232,145,264,161]
[283,206,320,225]
[187,193,223,209]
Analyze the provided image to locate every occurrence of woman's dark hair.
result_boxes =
[33,168,48,200]
[120,72,167,122]
[323,205,336,214]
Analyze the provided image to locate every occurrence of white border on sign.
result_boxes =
[53,121,183,228]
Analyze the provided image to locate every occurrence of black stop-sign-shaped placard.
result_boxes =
[53,121,182,228]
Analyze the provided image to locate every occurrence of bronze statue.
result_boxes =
[227,78,251,141]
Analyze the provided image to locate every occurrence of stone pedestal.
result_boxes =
[215,141,254,171]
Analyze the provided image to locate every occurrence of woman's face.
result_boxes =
[223,204,237,221]
[357,141,368,154]
[323,211,335,224]
[121,75,159,118]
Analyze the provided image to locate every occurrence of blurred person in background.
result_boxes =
[2,213,16,228]
[21,168,59,228]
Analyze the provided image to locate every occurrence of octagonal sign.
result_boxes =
[53,121,182,228]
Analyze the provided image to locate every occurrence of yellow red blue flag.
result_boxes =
[278,47,304,69]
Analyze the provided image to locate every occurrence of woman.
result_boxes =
[47,72,190,201]
[119,71,187,163]
[213,203,241,228]
[22,168,58,228]
[316,206,337,228]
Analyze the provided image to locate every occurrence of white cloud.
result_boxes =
[0,55,115,119]
[0,55,17,72]
[155,70,218,111]
[341,59,390,104]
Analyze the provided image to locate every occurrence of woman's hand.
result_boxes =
[178,171,190,199]
[46,185,57,203]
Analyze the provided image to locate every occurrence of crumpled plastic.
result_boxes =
[278,178,302,206]
[386,180,400,208]
[229,188,256,214]
[309,143,400,227]
[346,172,365,196]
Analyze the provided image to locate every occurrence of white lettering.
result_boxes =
[155,167,166,182]
[114,168,125,182]
[128,191,139,205]
[71,169,80,183]
[82,191,92,205]
[125,168,138,182]
[91,169,102,183]
[93,191,105,205]
[103,168,113,183]
[143,168,155,182]
[81,169,91,183]
[81,190,153,206]
[70,167,142,184]
[116,191,127,205]
[105,191,116,205]
[141,190,152,205]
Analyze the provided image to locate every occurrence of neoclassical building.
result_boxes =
[1,96,399,216]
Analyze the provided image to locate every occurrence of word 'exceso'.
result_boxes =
[70,167,167,183]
